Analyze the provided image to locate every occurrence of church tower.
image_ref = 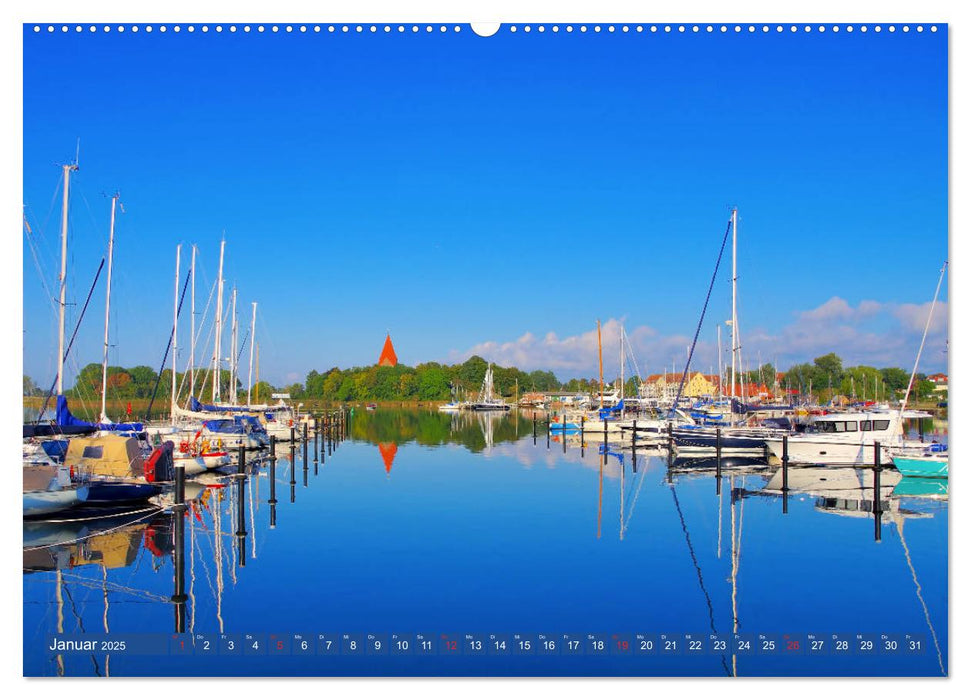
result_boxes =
[378,333,398,367]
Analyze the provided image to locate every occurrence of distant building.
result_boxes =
[378,334,398,367]
[641,372,719,399]
[928,373,948,392]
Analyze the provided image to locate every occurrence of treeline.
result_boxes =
[25,351,943,405]
[780,353,939,402]
[296,356,558,402]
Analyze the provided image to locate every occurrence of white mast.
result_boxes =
[247,302,257,405]
[717,324,723,400]
[171,245,181,419]
[730,207,738,402]
[899,262,948,421]
[212,239,225,402]
[619,325,625,414]
[99,193,118,423]
[56,163,78,395]
[230,287,238,404]
[189,244,196,400]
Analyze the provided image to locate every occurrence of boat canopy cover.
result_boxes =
[237,415,265,432]
[730,398,794,414]
[598,399,625,420]
[64,434,145,478]
[203,418,245,434]
[190,396,251,413]
[55,395,144,432]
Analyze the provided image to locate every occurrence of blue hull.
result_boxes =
[81,482,161,505]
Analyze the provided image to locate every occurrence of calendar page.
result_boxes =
[20,12,949,681]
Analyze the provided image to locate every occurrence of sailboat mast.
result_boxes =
[247,302,257,405]
[212,240,225,402]
[171,245,181,419]
[899,262,948,419]
[99,194,118,422]
[730,207,738,401]
[717,324,723,400]
[56,163,78,395]
[597,319,604,410]
[230,287,238,404]
[189,244,196,399]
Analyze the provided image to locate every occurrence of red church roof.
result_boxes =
[378,442,398,474]
[378,333,398,367]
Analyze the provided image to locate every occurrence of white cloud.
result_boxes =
[448,295,949,377]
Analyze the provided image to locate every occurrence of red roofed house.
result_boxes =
[928,373,948,393]
[378,333,398,367]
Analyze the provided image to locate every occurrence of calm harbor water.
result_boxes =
[23,409,948,677]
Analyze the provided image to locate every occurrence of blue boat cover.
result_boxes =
[190,396,251,413]
[204,418,244,434]
[598,399,625,420]
[55,395,144,432]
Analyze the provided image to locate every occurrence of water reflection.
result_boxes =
[23,410,946,677]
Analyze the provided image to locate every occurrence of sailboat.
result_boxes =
[468,364,510,411]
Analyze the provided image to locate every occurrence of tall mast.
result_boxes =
[730,207,738,401]
[619,325,625,415]
[99,193,119,422]
[189,244,196,399]
[247,302,257,405]
[212,239,225,402]
[171,245,181,419]
[230,287,238,404]
[56,163,78,395]
[717,324,723,400]
[597,319,604,410]
[255,342,260,403]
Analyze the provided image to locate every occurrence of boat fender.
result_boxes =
[144,441,175,482]
[179,440,190,453]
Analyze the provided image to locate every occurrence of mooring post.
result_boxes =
[303,422,309,467]
[171,492,187,633]
[173,461,186,512]
[873,441,883,542]
[269,434,276,458]
[290,425,296,444]
[563,422,567,453]
[235,472,247,567]
[546,415,551,449]
[667,422,673,467]
[268,450,278,529]
[314,415,319,463]
[631,419,638,473]
[237,445,246,477]
[782,434,790,515]
[532,414,537,440]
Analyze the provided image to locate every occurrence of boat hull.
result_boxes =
[891,455,948,478]
[765,438,896,466]
[23,487,85,517]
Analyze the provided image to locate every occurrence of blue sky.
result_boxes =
[22,23,948,388]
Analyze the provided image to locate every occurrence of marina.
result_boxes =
[20,20,950,682]
[22,407,947,677]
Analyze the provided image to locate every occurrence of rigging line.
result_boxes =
[145,269,191,420]
[670,217,733,418]
[621,464,648,534]
[23,215,59,316]
[23,508,162,551]
[37,257,106,421]
[669,483,731,677]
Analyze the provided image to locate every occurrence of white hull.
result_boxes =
[23,487,85,517]
[174,455,208,475]
[765,438,898,466]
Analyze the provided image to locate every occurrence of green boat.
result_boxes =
[892,454,948,479]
